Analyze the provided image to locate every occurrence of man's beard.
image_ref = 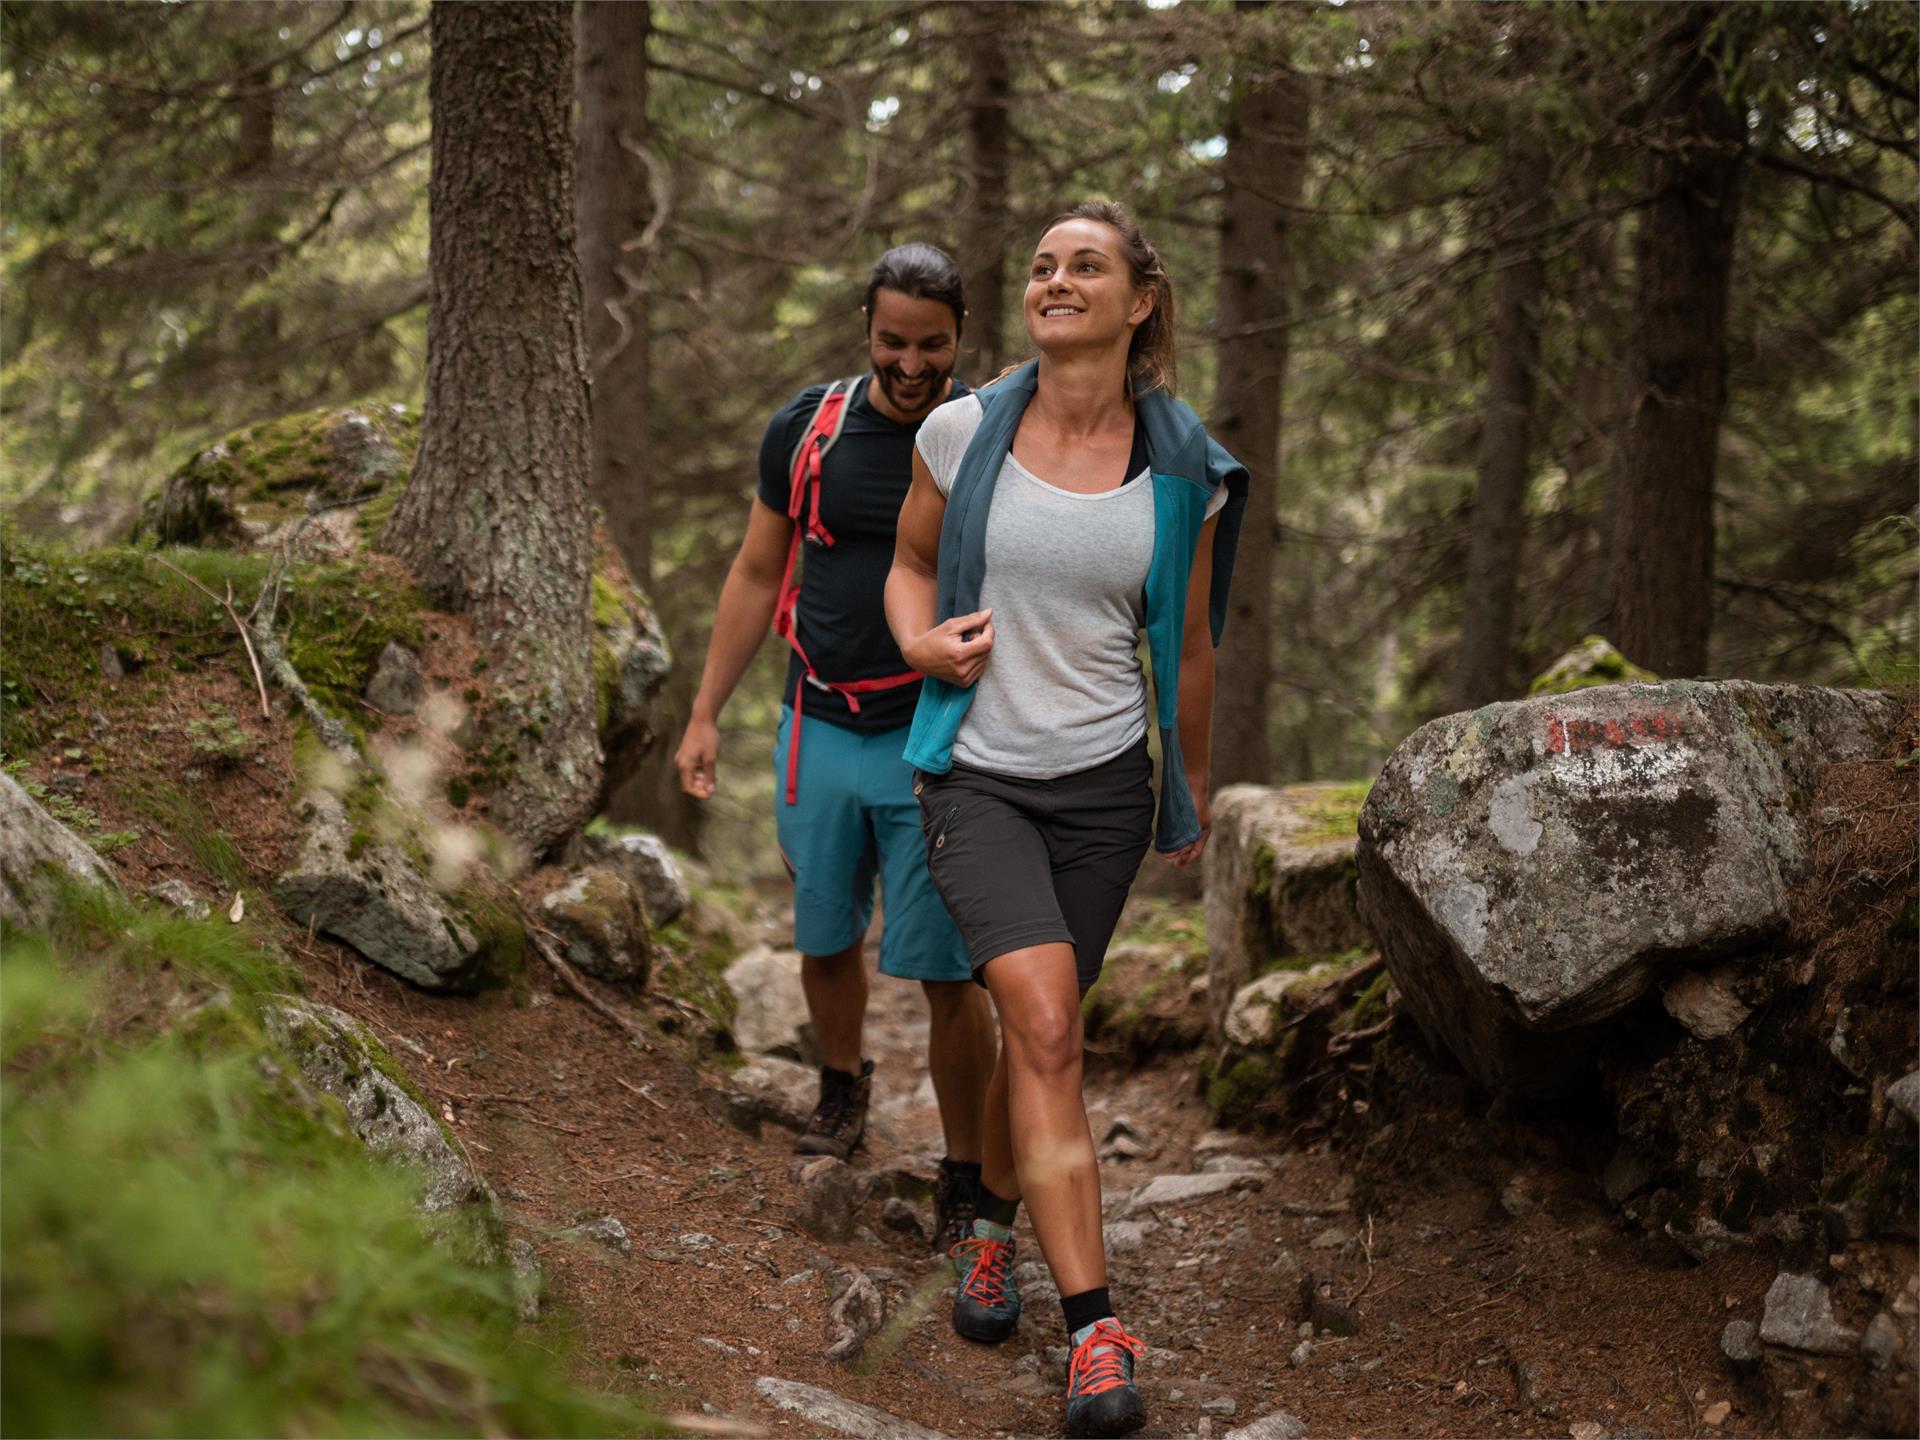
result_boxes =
[872,361,952,418]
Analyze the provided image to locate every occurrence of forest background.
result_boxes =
[4,0,1914,876]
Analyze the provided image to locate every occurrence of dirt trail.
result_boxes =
[302,893,1789,1440]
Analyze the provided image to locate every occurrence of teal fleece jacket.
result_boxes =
[902,360,1250,853]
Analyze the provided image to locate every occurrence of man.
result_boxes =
[674,243,997,1254]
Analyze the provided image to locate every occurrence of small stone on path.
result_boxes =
[1568,1423,1606,1440]
[1760,1272,1858,1354]
[880,1196,925,1239]
[1124,1171,1266,1215]
[1105,1219,1154,1253]
[147,878,211,920]
[1289,1339,1315,1367]
[564,1215,631,1257]
[1701,1400,1732,1426]
[1225,1412,1306,1440]
[1861,1311,1903,1367]
[753,1377,950,1440]
[793,1157,854,1243]
[1888,1070,1920,1125]
[1720,1318,1762,1370]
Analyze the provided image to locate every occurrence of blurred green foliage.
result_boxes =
[1,882,657,1437]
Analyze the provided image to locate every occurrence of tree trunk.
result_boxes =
[1211,8,1308,789]
[1606,7,1746,676]
[576,0,654,588]
[384,1,599,858]
[958,3,1013,382]
[1452,140,1550,711]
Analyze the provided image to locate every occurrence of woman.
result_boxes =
[885,200,1246,1439]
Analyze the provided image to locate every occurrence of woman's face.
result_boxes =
[1024,218,1153,354]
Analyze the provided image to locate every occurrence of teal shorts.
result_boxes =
[774,705,971,983]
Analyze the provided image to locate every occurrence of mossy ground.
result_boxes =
[1,527,425,756]
[2,883,654,1438]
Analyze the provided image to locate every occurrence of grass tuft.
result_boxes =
[1,884,659,1438]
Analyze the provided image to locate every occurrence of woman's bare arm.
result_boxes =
[885,451,995,686]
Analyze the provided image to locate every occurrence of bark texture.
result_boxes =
[385,1,599,857]
[1452,141,1551,712]
[1606,7,1747,677]
[958,3,1013,382]
[1211,11,1308,788]
[576,0,654,587]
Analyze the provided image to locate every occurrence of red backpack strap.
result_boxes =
[773,379,858,805]
[774,380,854,649]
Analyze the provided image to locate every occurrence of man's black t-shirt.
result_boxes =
[755,376,971,734]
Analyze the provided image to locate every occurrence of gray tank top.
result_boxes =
[915,395,1225,780]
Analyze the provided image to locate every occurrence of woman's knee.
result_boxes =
[1002,1001,1083,1080]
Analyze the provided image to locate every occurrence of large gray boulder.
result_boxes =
[1357,680,1904,1097]
[1,772,120,928]
[1204,783,1375,1045]
[272,790,495,991]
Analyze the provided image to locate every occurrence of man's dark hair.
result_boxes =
[864,243,966,333]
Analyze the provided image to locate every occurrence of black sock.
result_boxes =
[942,1157,983,1181]
[977,1183,1020,1228]
[1060,1286,1115,1336]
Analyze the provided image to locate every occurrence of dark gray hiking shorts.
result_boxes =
[913,737,1155,990]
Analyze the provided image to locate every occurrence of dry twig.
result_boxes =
[148,554,271,719]
[615,1075,670,1112]
[526,925,653,1051]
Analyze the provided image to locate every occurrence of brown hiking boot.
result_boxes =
[794,1060,872,1160]
[931,1157,982,1258]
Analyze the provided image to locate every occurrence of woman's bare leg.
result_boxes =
[980,941,1105,1297]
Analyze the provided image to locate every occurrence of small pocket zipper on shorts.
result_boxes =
[930,800,960,851]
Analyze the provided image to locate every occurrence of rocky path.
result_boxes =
[317,898,1826,1440]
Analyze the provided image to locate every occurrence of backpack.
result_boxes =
[772,377,920,805]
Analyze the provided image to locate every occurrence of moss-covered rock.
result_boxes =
[1082,942,1208,1067]
[262,997,503,1264]
[273,788,504,993]
[1527,634,1658,697]
[0,772,121,928]
[538,866,652,986]
[139,403,418,556]
[1203,782,1376,1047]
[1202,955,1385,1131]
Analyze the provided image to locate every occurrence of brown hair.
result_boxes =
[1039,199,1178,396]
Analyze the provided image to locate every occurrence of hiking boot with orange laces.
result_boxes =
[1064,1317,1146,1438]
[948,1219,1020,1343]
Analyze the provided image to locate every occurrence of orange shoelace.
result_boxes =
[1069,1319,1145,1398]
[949,1235,1013,1305]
